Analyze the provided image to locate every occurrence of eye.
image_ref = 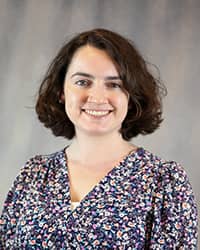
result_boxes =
[107,82,122,89]
[75,79,90,87]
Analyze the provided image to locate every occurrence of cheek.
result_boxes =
[114,94,129,113]
[65,94,75,112]
[64,89,83,114]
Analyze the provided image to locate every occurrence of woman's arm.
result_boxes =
[149,161,198,249]
[0,156,40,249]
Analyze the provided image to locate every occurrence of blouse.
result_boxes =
[0,147,198,249]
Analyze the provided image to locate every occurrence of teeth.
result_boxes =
[84,110,110,116]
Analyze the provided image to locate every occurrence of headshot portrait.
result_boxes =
[0,1,199,249]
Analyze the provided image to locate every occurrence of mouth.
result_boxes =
[82,109,113,117]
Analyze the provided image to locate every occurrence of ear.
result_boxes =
[59,92,65,104]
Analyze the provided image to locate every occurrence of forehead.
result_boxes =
[66,45,119,78]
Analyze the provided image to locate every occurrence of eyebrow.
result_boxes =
[71,72,121,81]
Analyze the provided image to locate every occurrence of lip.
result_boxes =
[82,108,114,112]
[82,109,113,118]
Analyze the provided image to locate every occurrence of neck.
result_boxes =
[66,132,136,166]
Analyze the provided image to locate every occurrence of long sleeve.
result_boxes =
[148,161,198,249]
[0,148,198,249]
[0,156,40,249]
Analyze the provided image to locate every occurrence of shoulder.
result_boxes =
[135,148,197,209]
[128,147,195,202]
[135,147,189,184]
[137,149,198,246]
[1,149,66,217]
[7,148,66,197]
[20,149,65,175]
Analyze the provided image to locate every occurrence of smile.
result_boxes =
[83,109,111,117]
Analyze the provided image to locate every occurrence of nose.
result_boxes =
[87,83,108,104]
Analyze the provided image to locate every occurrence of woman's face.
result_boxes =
[63,45,129,137]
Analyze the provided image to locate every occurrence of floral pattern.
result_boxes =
[0,147,198,249]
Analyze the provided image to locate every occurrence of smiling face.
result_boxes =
[62,45,129,138]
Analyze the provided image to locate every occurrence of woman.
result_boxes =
[0,29,198,249]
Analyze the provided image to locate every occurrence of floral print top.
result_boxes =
[0,147,198,249]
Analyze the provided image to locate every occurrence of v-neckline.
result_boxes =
[61,146,143,213]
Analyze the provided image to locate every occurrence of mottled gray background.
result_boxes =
[0,0,199,243]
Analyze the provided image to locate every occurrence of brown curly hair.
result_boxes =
[35,28,167,141]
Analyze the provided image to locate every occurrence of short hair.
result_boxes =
[35,28,167,141]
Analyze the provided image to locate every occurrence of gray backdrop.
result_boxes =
[0,0,199,243]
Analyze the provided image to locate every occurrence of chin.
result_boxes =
[79,126,121,138]
[83,130,109,136]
